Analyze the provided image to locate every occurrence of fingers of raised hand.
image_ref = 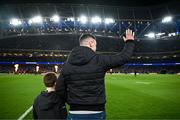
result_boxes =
[124,29,135,41]
[126,29,133,36]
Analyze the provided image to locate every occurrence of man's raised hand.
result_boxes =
[123,29,134,42]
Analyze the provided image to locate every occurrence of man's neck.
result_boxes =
[80,45,95,52]
[46,87,55,93]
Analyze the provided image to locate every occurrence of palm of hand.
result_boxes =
[123,29,134,41]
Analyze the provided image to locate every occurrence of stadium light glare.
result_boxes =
[144,32,155,38]
[36,66,39,72]
[51,15,60,23]
[29,16,43,24]
[14,64,19,72]
[168,32,176,37]
[54,65,58,72]
[78,15,87,24]
[104,18,115,24]
[91,16,102,24]
[162,16,172,23]
[10,18,22,26]
[67,17,75,21]
[156,32,165,36]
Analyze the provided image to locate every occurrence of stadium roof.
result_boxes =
[0,0,175,7]
[0,0,179,40]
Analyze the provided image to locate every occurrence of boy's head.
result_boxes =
[43,73,57,87]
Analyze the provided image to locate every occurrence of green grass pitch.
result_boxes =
[0,73,180,119]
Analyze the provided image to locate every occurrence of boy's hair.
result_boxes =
[79,33,96,44]
[43,73,57,87]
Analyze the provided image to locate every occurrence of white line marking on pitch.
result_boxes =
[136,81,152,85]
[18,106,32,120]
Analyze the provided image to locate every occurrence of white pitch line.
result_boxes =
[17,106,33,120]
[136,81,152,84]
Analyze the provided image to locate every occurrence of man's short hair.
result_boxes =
[79,33,96,44]
[43,73,57,87]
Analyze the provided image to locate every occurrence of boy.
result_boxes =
[33,72,67,119]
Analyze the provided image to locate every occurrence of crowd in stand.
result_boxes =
[111,66,180,74]
[0,64,179,74]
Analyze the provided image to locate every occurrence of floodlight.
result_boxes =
[51,15,60,22]
[67,17,75,21]
[162,16,172,23]
[168,33,176,36]
[78,15,87,24]
[156,33,165,36]
[105,18,114,24]
[29,16,43,24]
[144,32,155,38]
[91,16,102,24]
[10,18,22,26]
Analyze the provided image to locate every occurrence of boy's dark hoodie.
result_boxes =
[33,91,67,119]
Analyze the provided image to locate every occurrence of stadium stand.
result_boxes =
[0,2,180,74]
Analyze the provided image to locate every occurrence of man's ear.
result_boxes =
[89,40,93,47]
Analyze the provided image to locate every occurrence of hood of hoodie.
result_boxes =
[38,91,60,110]
[68,46,96,65]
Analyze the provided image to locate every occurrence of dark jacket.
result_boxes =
[56,40,135,111]
[33,91,67,119]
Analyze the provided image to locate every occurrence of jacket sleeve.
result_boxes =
[55,73,66,100]
[98,40,135,70]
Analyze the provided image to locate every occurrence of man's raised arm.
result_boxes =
[98,29,135,70]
